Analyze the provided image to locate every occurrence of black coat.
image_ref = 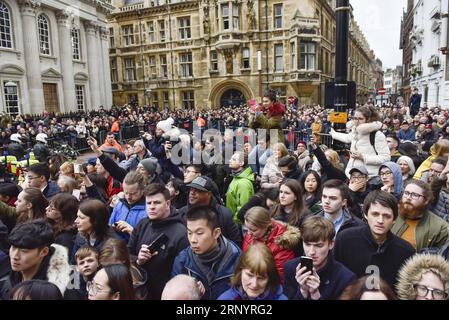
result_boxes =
[43,181,61,200]
[179,198,242,248]
[334,225,415,289]
[127,207,189,300]
[7,143,26,161]
[33,142,51,162]
[283,254,357,300]
[312,145,347,183]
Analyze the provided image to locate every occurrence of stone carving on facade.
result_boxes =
[224,49,234,74]
[247,0,256,30]
[100,27,109,40]
[56,9,73,27]
[203,4,210,35]
[84,21,99,36]
[18,0,41,15]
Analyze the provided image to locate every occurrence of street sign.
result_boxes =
[330,112,348,124]
[378,88,386,95]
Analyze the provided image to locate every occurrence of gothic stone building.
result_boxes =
[109,0,374,109]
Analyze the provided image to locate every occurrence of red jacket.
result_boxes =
[243,220,300,282]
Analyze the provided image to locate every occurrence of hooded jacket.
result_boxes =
[379,161,403,200]
[171,236,241,300]
[108,197,147,242]
[218,284,288,300]
[226,167,255,223]
[391,210,449,252]
[397,156,416,181]
[283,254,356,300]
[127,207,189,300]
[396,253,449,300]
[334,224,415,289]
[243,220,300,281]
[0,244,71,299]
[331,121,391,178]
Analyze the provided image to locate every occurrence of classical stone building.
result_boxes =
[0,0,113,116]
[109,0,376,109]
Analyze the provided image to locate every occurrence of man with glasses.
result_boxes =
[26,163,60,200]
[348,166,373,219]
[420,157,447,184]
[392,179,449,251]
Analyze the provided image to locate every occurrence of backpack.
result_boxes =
[369,131,377,155]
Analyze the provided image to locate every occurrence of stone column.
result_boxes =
[19,0,45,113]
[97,28,106,107]
[56,10,77,112]
[84,21,101,110]
[100,27,113,108]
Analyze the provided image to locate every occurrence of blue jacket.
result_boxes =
[283,254,356,300]
[171,236,241,300]
[398,128,415,141]
[109,197,147,242]
[43,181,61,200]
[218,285,288,300]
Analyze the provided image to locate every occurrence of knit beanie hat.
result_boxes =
[140,158,158,175]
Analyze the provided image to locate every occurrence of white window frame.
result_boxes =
[274,44,283,72]
[3,81,19,116]
[232,5,239,30]
[274,4,283,29]
[122,25,134,46]
[71,28,81,60]
[38,14,51,55]
[0,2,13,49]
[148,21,155,43]
[222,4,230,30]
[75,85,85,112]
[160,55,168,79]
[109,27,115,48]
[178,17,191,40]
[210,50,218,71]
[182,91,195,109]
[242,47,250,69]
[159,20,165,42]
[149,55,157,79]
[179,53,193,78]
[124,58,136,81]
[300,42,316,71]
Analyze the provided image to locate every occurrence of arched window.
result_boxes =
[0,2,13,48]
[38,14,51,55]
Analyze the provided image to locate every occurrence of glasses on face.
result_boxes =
[414,284,448,300]
[86,281,112,296]
[403,191,424,200]
[27,175,40,181]
[350,175,366,181]
[379,171,392,177]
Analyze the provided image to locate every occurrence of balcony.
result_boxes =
[214,32,244,50]
[427,55,440,68]
[120,3,144,12]
[289,71,321,82]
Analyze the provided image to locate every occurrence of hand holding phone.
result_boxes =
[300,256,314,274]
[74,163,81,174]
[148,233,168,254]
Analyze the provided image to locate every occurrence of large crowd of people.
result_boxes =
[0,89,449,301]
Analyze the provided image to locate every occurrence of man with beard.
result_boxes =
[391,179,449,251]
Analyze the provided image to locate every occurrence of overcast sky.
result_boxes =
[350,0,407,70]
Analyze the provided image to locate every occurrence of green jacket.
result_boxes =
[0,200,18,231]
[391,211,449,251]
[249,113,285,145]
[226,167,255,225]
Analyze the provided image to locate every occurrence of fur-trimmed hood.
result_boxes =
[351,121,383,135]
[396,254,449,300]
[273,221,301,250]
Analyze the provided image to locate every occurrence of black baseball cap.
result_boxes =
[187,176,217,193]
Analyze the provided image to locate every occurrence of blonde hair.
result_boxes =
[431,139,449,157]
[244,206,272,229]
[271,143,288,158]
[59,162,75,178]
[325,149,342,169]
